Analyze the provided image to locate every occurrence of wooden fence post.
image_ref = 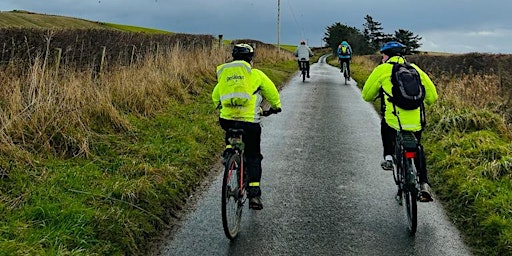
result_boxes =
[99,46,106,73]
[130,45,136,66]
[54,48,62,74]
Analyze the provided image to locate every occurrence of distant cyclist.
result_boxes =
[361,41,438,202]
[337,41,352,80]
[212,43,282,210]
[293,40,314,78]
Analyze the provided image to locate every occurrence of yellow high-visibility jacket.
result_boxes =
[212,60,281,123]
[361,56,438,131]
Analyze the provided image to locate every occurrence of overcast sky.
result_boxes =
[1,0,511,54]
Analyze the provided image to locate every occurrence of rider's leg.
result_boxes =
[412,131,428,183]
[381,120,396,170]
[306,61,310,77]
[240,122,263,199]
[297,60,301,70]
[381,120,396,159]
[413,131,433,201]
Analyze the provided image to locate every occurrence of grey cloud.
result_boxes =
[0,0,511,53]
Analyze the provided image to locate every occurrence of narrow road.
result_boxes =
[158,56,473,256]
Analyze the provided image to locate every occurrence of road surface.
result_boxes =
[158,56,473,256]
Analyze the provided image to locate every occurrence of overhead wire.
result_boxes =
[285,0,306,43]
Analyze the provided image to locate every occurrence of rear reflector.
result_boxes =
[404,151,416,159]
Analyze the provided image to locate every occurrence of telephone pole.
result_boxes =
[277,0,281,53]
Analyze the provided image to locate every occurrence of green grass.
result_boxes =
[0,10,165,33]
[0,39,300,256]
[103,23,172,34]
[0,11,107,29]
[0,93,225,255]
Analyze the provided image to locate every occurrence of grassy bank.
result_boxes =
[0,42,296,255]
[348,55,512,256]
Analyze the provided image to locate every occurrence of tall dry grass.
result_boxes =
[0,43,232,158]
[0,42,293,160]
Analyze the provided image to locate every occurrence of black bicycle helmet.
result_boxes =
[232,43,254,62]
[380,41,405,56]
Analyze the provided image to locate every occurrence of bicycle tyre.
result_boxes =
[221,153,244,239]
[403,159,418,235]
[343,62,348,85]
[302,65,306,82]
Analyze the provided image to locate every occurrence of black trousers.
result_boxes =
[297,60,310,75]
[381,119,428,184]
[339,58,351,76]
[219,118,263,197]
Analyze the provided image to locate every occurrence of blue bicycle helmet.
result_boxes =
[341,41,348,46]
[380,41,405,56]
[232,43,254,62]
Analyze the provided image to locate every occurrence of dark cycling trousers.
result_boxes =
[219,118,263,197]
[339,58,351,76]
[297,60,310,75]
[381,119,428,184]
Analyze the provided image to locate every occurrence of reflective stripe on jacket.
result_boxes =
[212,60,281,123]
[361,56,438,131]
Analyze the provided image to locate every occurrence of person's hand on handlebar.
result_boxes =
[262,107,281,116]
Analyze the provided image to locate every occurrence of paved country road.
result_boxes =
[158,56,473,256]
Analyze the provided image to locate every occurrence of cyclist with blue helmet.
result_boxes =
[337,40,352,79]
[212,43,282,210]
[361,41,438,202]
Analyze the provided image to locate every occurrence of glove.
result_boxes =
[271,107,282,114]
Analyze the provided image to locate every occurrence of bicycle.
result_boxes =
[221,109,278,240]
[299,58,308,82]
[342,61,349,85]
[391,129,426,235]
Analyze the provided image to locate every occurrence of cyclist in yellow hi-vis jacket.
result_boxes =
[361,41,438,202]
[212,43,281,210]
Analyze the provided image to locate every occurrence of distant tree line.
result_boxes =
[324,15,422,55]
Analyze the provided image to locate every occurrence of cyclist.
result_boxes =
[361,41,438,202]
[293,40,314,78]
[337,40,352,80]
[212,43,282,210]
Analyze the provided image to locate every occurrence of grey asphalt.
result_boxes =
[158,56,473,256]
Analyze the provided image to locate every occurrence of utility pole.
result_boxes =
[277,0,280,53]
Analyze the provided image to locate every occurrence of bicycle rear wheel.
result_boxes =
[301,63,306,82]
[403,159,418,235]
[343,62,348,85]
[221,153,244,239]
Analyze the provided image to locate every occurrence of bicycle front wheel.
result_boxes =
[221,153,244,239]
[403,159,418,235]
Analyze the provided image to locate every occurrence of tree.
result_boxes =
[362,15,391,53]
[393,29,422,54]
[323,22,372,55]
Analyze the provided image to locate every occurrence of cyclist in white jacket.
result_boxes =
[293,40,314,78]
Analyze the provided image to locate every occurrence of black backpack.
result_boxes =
[384,61,425,110]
